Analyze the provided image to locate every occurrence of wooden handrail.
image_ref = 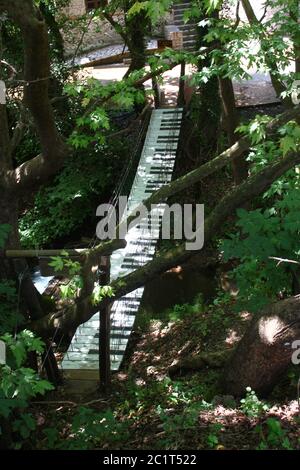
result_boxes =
[2,239,126,259]
[4,249,86,258]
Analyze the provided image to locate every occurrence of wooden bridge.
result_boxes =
[58,107,183,379]
[31,0,199,381]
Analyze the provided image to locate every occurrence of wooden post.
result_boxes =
[99,256,111,393]
[177,61,186,107]
[171,31,183,51]
[42,340,63,386]
[152,75,160,108]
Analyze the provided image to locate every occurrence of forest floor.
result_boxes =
[29,294,300,450]
[27,99,300,451]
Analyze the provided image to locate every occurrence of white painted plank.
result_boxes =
[62,108,183,373]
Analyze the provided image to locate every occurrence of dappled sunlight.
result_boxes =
[116,372,128,382]
[225,329,241,346]
[239,311,253,321]
[135,377,146,387]
[258,316,286,344]
[167,265,183,274]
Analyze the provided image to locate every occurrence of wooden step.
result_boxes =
[60,108,183,375]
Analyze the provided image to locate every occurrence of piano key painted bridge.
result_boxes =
[61,107,183,377]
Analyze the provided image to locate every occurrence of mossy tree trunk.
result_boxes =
[218,77,249,184]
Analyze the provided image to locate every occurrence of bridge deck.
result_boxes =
[59,108,183,376]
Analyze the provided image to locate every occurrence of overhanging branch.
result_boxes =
[29,147,300,336]
[0,0,68,192]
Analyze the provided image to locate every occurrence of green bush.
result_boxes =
[255,418,293,450]
[0,331,54,449]
[20,140,128,247]
[0,225,24,334]
[221,188,300,312]
[240,387,269,418]
[42,406,130,450]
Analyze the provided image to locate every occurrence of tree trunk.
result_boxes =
[124,4,147,76]
[184,9,221,165]
[221,296,300,397]
[218,77,248,184]
[123,7,147,111]
[39,3,64,62]
[0,193,62,384]
[184,76,221,166]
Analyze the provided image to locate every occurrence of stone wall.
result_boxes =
[64,0,86,18]
[62,17,123,55]
[60,0,173,56]
[60,1,123,55]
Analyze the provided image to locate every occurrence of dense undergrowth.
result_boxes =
[10,293,299,450]
[19,137,131,247]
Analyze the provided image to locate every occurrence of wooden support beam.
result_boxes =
[3,239,125,258]
[1,240,126,276]
[152,75,160,108]
[82,47,167,69]
[177,61,186,107]
[4,249,87,258]
[99,256,111,393]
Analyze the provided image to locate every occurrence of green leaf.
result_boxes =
[280,135,298,156]
[33,379,54,395]
[49,256,64,272]
[127,1,147,17]
[0,398,26,418]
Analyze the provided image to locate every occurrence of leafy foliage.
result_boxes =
[49,251,83,299]
[0,332,53,448]
[47,251,115,301]
[240,387,269,418]
[127,0,173,24]
[255,418,293,450]
[20,138,128,247]
[91,284,115,305]
[0,224,11,247]
[42,406,130,450]
[0,279,22,336]
[206,423,223,449]
[236,115,300,200]
[0,225,23,335]
[221,188,300,312]
[156,401,208,449]
[184,0,300,97]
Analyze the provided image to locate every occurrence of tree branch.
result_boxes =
[94,104,300,245]
[98,0,127,43]
[241,0,291,105]
[28,105,300,336]
[0,0,69,192]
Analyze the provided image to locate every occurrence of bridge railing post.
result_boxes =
[177,61,186,107]
[99,256,111,393]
